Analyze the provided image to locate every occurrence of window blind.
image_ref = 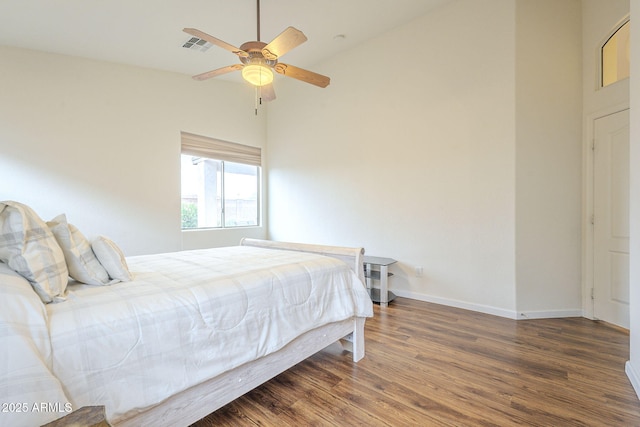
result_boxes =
[180,131,261,167]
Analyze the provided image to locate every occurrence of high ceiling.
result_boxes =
[0,0,452,83]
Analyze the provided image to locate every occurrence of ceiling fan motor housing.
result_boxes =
[239,41,277,67]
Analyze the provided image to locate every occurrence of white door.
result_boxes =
[593,109,630,329]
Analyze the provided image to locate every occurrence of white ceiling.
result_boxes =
[0,0,452,83]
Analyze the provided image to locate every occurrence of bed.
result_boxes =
[0,203,373,427]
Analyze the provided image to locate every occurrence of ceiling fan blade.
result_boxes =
[274,63,330,88]
[183,28,249,58]
[192,64,243,81]
[262,27,307,60]
[259,84,276,102]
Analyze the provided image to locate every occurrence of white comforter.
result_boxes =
[0,246,373,426]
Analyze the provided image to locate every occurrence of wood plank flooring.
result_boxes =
[191,298,640,426]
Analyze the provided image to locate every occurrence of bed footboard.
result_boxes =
[114,316,366,427]
[239,238,366,284]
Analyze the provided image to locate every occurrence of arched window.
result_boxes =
[601,20,630,87]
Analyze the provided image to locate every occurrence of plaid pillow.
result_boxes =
[92,235,133,282]
[0,201,69,303]
[48,214,110,286]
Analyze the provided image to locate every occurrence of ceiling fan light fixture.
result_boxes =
[242,64,274,86]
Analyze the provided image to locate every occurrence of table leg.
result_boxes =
[380,264,388,307]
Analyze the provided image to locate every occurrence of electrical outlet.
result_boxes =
[415,266,423,277]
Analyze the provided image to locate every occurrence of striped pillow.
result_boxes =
[48,214,110,286]
[0,201,69,303]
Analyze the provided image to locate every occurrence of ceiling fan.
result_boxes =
[183,0,330,102]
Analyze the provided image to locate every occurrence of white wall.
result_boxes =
[0,46,267,255]
[268,0,584,318]
[514,0,583,317]
[268,0,519,316]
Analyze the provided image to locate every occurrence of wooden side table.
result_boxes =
[364,255,397,307]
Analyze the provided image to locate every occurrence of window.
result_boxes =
[180,132,261,229]
[601,20,630,88]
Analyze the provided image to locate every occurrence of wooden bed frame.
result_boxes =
[114,239,368,427]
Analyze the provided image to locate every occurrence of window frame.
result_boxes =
[599,17,630,89]
[180,132,262,230]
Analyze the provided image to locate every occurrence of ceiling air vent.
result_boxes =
[182,37,211,52]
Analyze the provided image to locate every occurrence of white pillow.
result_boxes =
[0,201,69,303]
[92,235,133,282]
[48,214,110,286]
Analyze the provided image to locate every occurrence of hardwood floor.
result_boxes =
[191,298,640,426]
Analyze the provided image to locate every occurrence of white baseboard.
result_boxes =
[393,289,518,319]
[392,290,583,320]
[515,308,584,320]
[626,361,640,400]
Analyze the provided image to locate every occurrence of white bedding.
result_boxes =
[1,245,372,426]
[0,263,70,427]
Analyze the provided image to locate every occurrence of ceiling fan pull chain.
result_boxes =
[254,86,266,115]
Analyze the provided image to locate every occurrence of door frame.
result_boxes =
[583,102,629,321]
